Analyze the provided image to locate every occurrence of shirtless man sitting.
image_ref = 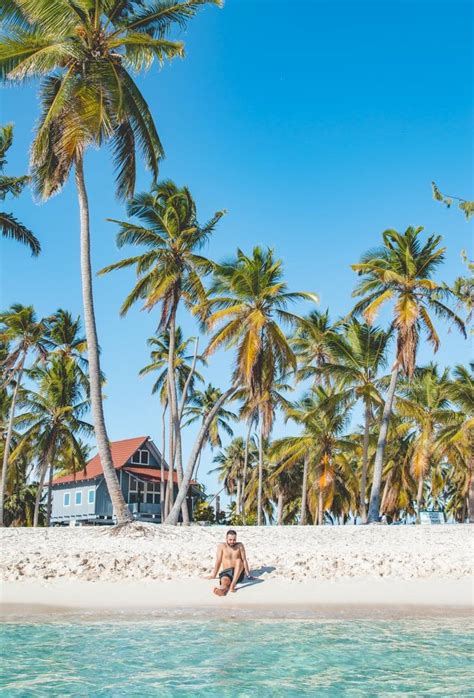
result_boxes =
[206,529,255,595]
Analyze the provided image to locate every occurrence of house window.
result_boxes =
[75,491,82,505]
[131,449,149,465]
[88,489,95,504]
[129,476,138,504]
[64,492,70,507]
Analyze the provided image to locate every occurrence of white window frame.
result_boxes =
[88,489,95,504]
[131,449,149,465]
[75,491,82,505]
[63,492,71,507]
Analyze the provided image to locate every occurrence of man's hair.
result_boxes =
[226,529,237,537]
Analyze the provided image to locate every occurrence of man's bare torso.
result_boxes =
[218,542,244,571]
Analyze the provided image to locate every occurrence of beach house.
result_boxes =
[50,436,200,525]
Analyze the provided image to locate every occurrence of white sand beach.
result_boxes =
[1,524,473,614]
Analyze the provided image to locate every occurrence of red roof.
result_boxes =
[52,436,198,486]
[53,436,149,485]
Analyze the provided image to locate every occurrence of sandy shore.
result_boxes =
[1,524,473,614]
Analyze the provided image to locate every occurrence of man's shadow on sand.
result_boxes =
[238,566,276,589]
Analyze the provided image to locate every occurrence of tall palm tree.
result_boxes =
[1,0,221,525]
[293,309,338,386]
[183,383,237,468]
[0,123,40,255]
[438,364,474,522]
[43,309,93,392]
[210,436,246,512]
[100,180,225,522]
[15,354,93,525]
[272,387,355,525]
[317,319,390,521]
[140,327,203,515]
[0,305,49,525]
[396,364,453,521]
[203,246,316,523]
[352,226,466,522]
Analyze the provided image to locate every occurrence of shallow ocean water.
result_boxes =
[1,616,473,696]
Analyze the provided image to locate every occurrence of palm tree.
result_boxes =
[352,226,466,522]
[203,246,316,523]
[99,180,225,522]
[44,309,93,392]
[14,354,93,525]
[317,319,390,521]
[293,309,338,386]
[1,0,221,525]
[396,364,453,521]
[438,364,474,522]
[0,123,40,255]
[140,327,203,516]
[0,305,49,525]
[272,387,355,525]
[183,383,237,472]
[211,437,246,512]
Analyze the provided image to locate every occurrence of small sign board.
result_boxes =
[419,510,445,525]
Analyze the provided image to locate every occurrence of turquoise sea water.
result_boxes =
[1,617,473,696]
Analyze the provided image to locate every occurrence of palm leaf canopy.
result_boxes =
[351,226,466,377]
[1,0,221,200]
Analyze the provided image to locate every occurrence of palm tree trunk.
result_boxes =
[300,454,309,525]
[360,401,371,523]
[416,476,424,523]
[166,306,188,524]
[46,464,54,526]
[257,419,264,526]
[318,490,324,526]
[160,402,167,522]
[165,389,174,518]
[33,457,50,527]
[367,361,399,523]
[277,491,284,525]
[165,383,238,525]
[0,358,25,527]
[75,156,131,525]
[236,477,242,517]
[468,457,474,524]
[242,418,252,523]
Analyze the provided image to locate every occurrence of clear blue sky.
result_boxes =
[1,0,472,499]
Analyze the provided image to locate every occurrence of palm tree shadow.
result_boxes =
[238,566,276,589]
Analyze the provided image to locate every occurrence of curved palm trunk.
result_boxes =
[75,157,131,525]
[166,307,188,524]
[160,402,167,521]
[276,491,284,525]
[468,457,474,523]
[235,477,242,517]
[165,391,175,518]
[241,419,252,523]
[360,401,371,523]
[165,383,238,525]
[33,455,50,527]
[300,454,309,525]
[0,358,25,527]
[367,361,399,523]
[257,419,264,526]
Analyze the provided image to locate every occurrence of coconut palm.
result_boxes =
[438,364,474,521]
[293,309,338,386]
[1,0,221,525]
[14,354,93,525]
[203,246,316,523]
[43,309,95,392]
[0,305,49,525]
[210,436,246,512]
[352,226,466,522]
[100,180,225,522]
[0,123,40,255]
[272,386,355,525]
[316,319,390,521]
[183,383,237,463]
[396,364,453,521]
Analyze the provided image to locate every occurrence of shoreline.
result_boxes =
[1,578,472,620]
